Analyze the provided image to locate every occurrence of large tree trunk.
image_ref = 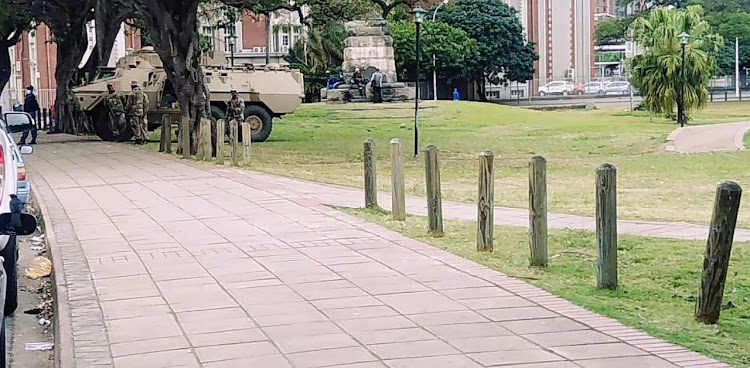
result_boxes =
[475,75,488,102]
[0,33,23,99]
[52,25,91,134]
[134,0,208,155]
[0,47,12,98]
[35,0,97,134]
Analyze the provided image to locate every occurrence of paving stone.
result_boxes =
[426,322,514,339]
[110,336,190,358]
[470,349,565,366]
[188,329,268,347]
[195,341,279,363]
[446,335,539,353]
[406,310,488,326]
[113,349,198,368]
[349,328,438,345]
[287,346,377,368]
[202,355,292,368]
[377,291,467,314]
[477,306,559,322]
[523,330,619,347]
[274,333,360,353]
[368,340,459,359]
[552,342,649,360]
[384,355,483,368]
[501,317,589,335]
[576,356,680,368]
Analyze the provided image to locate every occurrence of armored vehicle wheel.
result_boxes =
[243,105,273,142]
[92,107,134,142]
[210,105,226,121]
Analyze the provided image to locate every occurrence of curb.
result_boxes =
[733,125,750,151]
[665,127,685,152]
[29,182,75,368]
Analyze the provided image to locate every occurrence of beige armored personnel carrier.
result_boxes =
[72,47,305,142]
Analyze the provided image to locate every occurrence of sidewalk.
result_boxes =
[28,136,729,368]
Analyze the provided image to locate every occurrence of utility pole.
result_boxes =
[736,37,740,98]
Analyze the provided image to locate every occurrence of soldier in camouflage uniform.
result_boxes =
[126,81,149,145]
[104,83,126,136]
[226,90,244,124]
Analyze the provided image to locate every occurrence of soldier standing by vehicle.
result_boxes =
[226,90,244,124]
[104,83,126,136]
[126,81,149,145]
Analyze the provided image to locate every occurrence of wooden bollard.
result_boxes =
[477,150,494,252]
[424,145,443,237]
[596,163,617,290]
[215,119,225,164]
[696,181,742,324]
[230,119,239,166]
[390,138,405,221]
[241,122,252,165]
[179,116,190,158]
[42,109,48,130]
[199,118,212,161]
[529,156,548,267]
[364,138,378,208]
[159,115,172,153]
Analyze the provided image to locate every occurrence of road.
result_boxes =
[496,91,748,108]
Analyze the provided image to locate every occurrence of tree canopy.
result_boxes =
[390,20,479,84]
[437,0,537,99]
[629,5,723,116]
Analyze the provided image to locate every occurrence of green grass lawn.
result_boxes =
[147,100,750,227]
[343,207,750,367]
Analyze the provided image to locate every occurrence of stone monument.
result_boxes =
[342,15,398,83]
[324,14,414,103]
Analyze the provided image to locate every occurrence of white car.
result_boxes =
[0,112,36,366]
[582,82,606,95]
[538,81,574,97]
[604,81,634,95]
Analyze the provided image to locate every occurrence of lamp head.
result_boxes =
[679,32,691,45]
[411,6,428,23]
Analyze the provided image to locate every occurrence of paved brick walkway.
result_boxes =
[667,121,750,153]
[28,136,730,368]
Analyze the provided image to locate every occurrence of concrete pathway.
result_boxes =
[667,121,750,153]
[28,136,729,368]
[218,170,750,243]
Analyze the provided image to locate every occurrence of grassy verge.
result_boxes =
[145,100,750,227]
[341,207,750,367]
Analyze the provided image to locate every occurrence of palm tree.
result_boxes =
[285,22,347,101]
[629,5,723,118]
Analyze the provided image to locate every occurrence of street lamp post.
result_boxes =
[678,32,690,128]
[432,0,449,101]
[226,29,238,67]
[411,6,428,157]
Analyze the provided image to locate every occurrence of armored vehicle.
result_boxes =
[72,47,305,142]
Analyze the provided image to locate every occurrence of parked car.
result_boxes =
[604,81,634,95]
[0,113,34,210]
[0,112,36,366]
[581,82,607,95]
[538,81,574,97]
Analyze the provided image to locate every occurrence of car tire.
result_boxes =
[562,91,569,96]
[243,105,273,143]
[539,91,547,97]
[2,236,17,316]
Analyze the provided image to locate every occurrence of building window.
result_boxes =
[201,26,215,50]
[282,34,289,47]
